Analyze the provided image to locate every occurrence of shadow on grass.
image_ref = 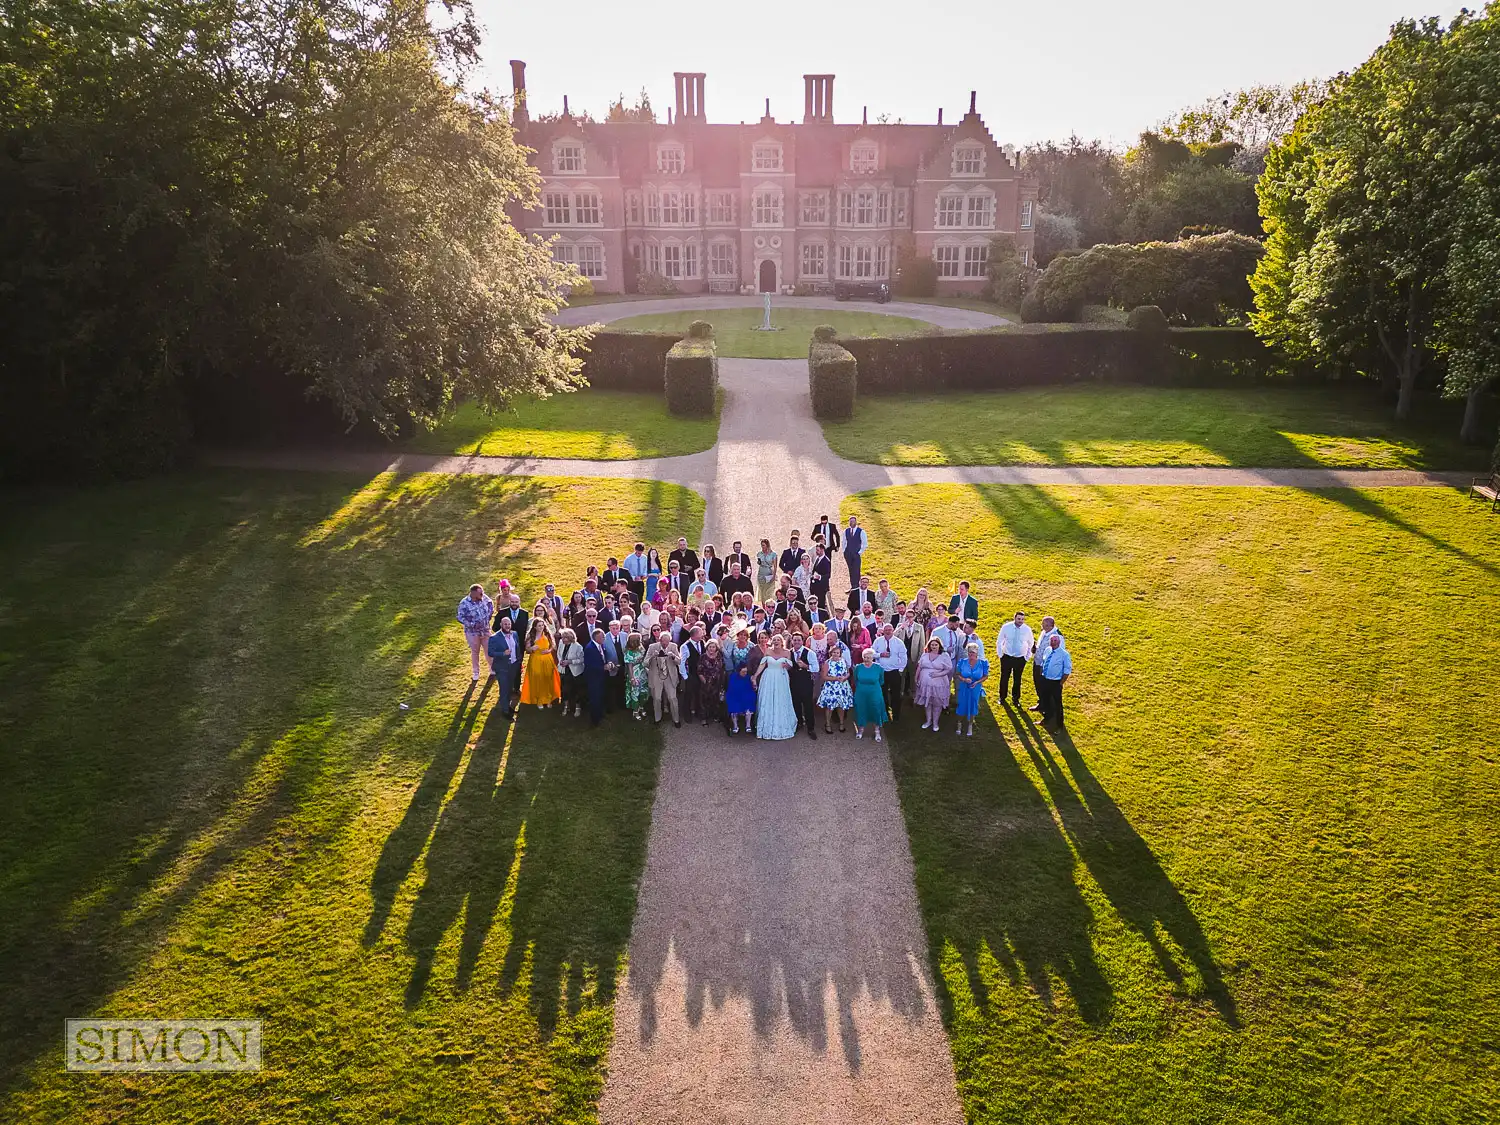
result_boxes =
[973,483,1107,553]
[891,713,1113,1025]
[1307,487,1500,580]
[396,703,661,1034]
[1002,705,1239,1027]
[859,384,1488,471]
[0,470,543,1096]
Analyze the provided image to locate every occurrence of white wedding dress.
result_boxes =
[755,655,797,740]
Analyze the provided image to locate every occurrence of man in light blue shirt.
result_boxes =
[1039,633,1072,728]
[622,541,649,604]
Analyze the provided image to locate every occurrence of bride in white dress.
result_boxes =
[753,636,798,740]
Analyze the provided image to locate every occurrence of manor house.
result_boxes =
[508,64,1037,296]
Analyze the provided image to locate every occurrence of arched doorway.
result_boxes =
[758,259,777,293]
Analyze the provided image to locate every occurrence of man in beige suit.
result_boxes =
[645,629,683,727]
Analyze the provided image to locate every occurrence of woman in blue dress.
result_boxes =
[850,648,888,742]
[724,628,758,734]
[953,642,989,737]
[817,639,854,734]
[753,636,798,740]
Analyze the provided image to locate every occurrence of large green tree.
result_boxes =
[0,0,585,478]
[1253,8,1500,424]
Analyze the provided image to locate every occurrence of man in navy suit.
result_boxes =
[486,616,521,718]
[584,628,612,726]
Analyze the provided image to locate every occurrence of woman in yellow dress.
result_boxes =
[520,618,561,707]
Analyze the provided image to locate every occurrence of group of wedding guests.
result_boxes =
[455,515,1075,739]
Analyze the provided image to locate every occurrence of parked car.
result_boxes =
[833,277,891,303]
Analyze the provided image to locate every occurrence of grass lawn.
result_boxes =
[0,470,703,1123]
[607,306,936,359]
[823,384,1490,470]
[844,483,1500,1123]
[406,391,719,459]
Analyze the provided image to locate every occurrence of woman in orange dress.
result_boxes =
[520,618,561,707]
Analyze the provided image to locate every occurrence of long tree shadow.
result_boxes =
[397,704,662,1034]
[1304,486,1500,580]
[364,679,486,948]
[1003,706,1239,1027]
[0,468,545,1096]
[888,715,1113,1026]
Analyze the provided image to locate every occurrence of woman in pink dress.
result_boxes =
[914,638,955,732]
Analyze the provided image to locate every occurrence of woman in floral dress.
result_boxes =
[817,638,854,733]
[624,631,649,719]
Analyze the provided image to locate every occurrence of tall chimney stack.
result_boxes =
[673,73,707,124]
[509,59,527,126]
[938,107,944,126]
[802,75,835,123]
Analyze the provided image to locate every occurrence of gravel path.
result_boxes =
[599,724,963,1125]
[556,294,1011,331]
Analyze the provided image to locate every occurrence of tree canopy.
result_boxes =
[1252,5,1500,423]
[0,0,587,479]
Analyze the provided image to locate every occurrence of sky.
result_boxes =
[469,0,1469,147]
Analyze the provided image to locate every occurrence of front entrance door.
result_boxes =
[758,259,777,293]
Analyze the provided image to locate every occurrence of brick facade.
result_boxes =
[509,65,1037,296]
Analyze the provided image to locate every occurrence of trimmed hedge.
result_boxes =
[579,330,682,391]
[809,339,857,420]
[841,325,1319,394]
[665,335,718,416]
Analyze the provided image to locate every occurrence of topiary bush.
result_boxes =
[809,339,857,420]
[686,320,713,339]
[664,335,717,416]
[812,324,838,343]
[1127,304,1170,332]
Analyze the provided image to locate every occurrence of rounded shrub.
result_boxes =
[569,276,595,298]
[1127,304,1170,332]
[812,324,838,343]
[687,320,713,339]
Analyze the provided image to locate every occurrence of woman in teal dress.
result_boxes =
[953,642,989,737]
[851,648,889,742]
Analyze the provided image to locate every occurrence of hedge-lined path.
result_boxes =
[555,294,1012,331]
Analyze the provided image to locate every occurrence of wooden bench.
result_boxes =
[1471,471,1500,512]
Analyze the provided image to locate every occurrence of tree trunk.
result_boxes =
[1395,364,1416,420]
[1460,381,1492,445]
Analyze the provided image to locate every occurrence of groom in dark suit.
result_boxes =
[788,633,818,739]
